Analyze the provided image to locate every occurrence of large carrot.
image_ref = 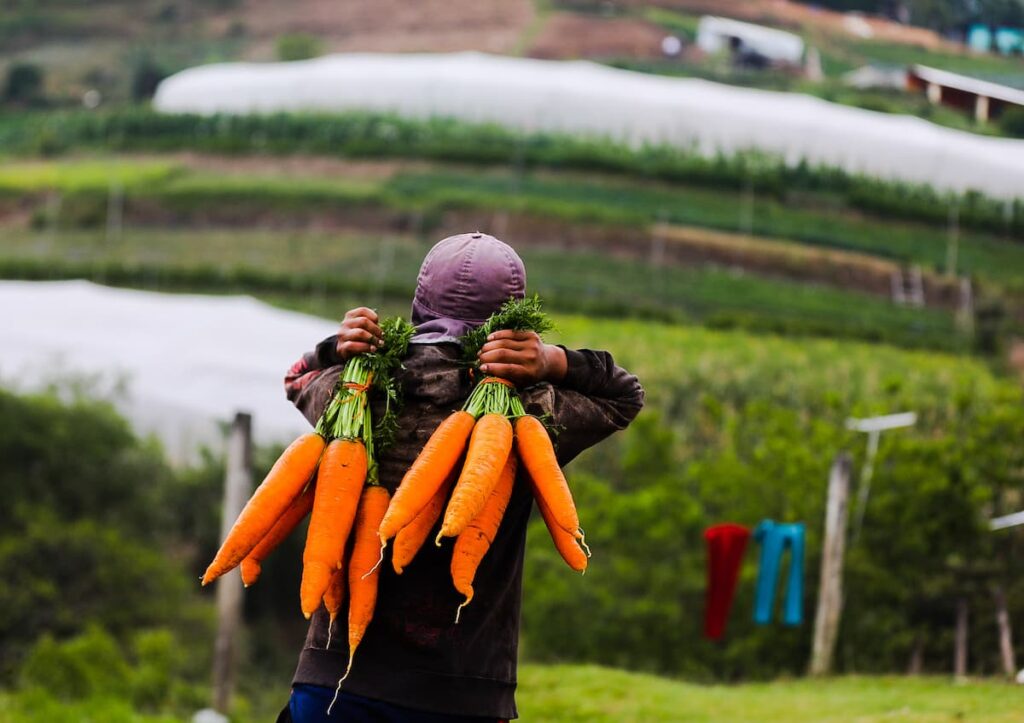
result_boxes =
[299,438,367,619]
[202,432,325,585]
[240,482,315,587]
[391,468,457,575]
[515,415,581,538]
[378,410,475,544]
[451,453,517,622]
[328,484,390,714]
[531,482,588,573]
[435,413,513,544]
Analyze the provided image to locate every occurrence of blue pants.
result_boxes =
[281,684,505,723]
[752,520,805,626]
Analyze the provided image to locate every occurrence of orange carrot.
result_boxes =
[328,484,390,713]
[391,468,457,575]
[299,439,367,619]
[323,567,347,648]
[531,481,588,573]
[240,482,315,587]
[202,432,325,585]
[515,415,581,538]
[435,413,513,544]
[451,453,517,622]
[378,410,475,544]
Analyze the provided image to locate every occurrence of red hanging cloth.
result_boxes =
[703,523,751,640]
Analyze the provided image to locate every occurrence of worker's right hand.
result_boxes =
[335,307,384,360]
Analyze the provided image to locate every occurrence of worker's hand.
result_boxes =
[335,307,384,361]
[478,330,567,386]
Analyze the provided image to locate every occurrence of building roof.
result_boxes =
[696,16,805,64]
[910,64,1024,107]
[154,52,1024,200]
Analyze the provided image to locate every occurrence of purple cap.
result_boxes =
[411,232,526,342]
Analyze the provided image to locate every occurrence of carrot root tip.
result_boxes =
[361,544,385,580]
[578,529,592,558]
[434,531,444,548]
[454,594,473,625]
[327,657,355,716]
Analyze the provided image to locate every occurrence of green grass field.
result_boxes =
[517,665,1024,723]
[2,666,1021,722]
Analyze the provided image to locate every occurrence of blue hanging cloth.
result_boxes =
[752,519,805,626]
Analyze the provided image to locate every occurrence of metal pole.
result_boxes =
[212,412,253,714]
[851,429,879,543]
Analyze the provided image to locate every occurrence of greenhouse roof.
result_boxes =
[0,281,335,463]
[154,52,1024,200]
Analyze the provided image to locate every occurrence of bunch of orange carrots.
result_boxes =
[201,297,588,705]
[201,316,414,695]
[380,296,590,623]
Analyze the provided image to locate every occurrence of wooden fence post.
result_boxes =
[809,452,851,676]
[994,585,1016,679]
[954,597,969,680]
[212,412,253,714]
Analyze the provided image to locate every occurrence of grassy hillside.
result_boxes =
[0,224,965,351]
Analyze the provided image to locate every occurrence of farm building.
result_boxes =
[154,52,1024,200]
[695,16,805,67]
[907,64,1024,122]
[966,24,1024,56]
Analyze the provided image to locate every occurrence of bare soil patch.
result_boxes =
[239,0,535,57]
[528,13,670,60]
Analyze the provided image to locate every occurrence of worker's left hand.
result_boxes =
[478,330,567,386]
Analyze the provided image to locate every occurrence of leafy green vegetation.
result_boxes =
[2,156,1022,292]
[522,316,1024,678]
[276,33,322,62]
[0,225,966,350]
[2,109,1022,239]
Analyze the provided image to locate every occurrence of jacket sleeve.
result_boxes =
[520,347,644,466]
[284,335,345,427]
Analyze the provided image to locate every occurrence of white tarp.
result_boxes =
[696,16,805,64]
[153,52,1024,200]
[0,280,335,463]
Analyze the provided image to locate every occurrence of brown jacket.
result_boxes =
[284,339,644,719]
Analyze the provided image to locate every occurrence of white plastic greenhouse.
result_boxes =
[0,281,335,462]
[153,52,1024,200]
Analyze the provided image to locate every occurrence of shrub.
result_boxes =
[3,64,43,105]
[1000,107,1024,139]
[130,58,169,102]
[276,34,322,62]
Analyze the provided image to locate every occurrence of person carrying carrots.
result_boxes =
[278,232,644,722]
